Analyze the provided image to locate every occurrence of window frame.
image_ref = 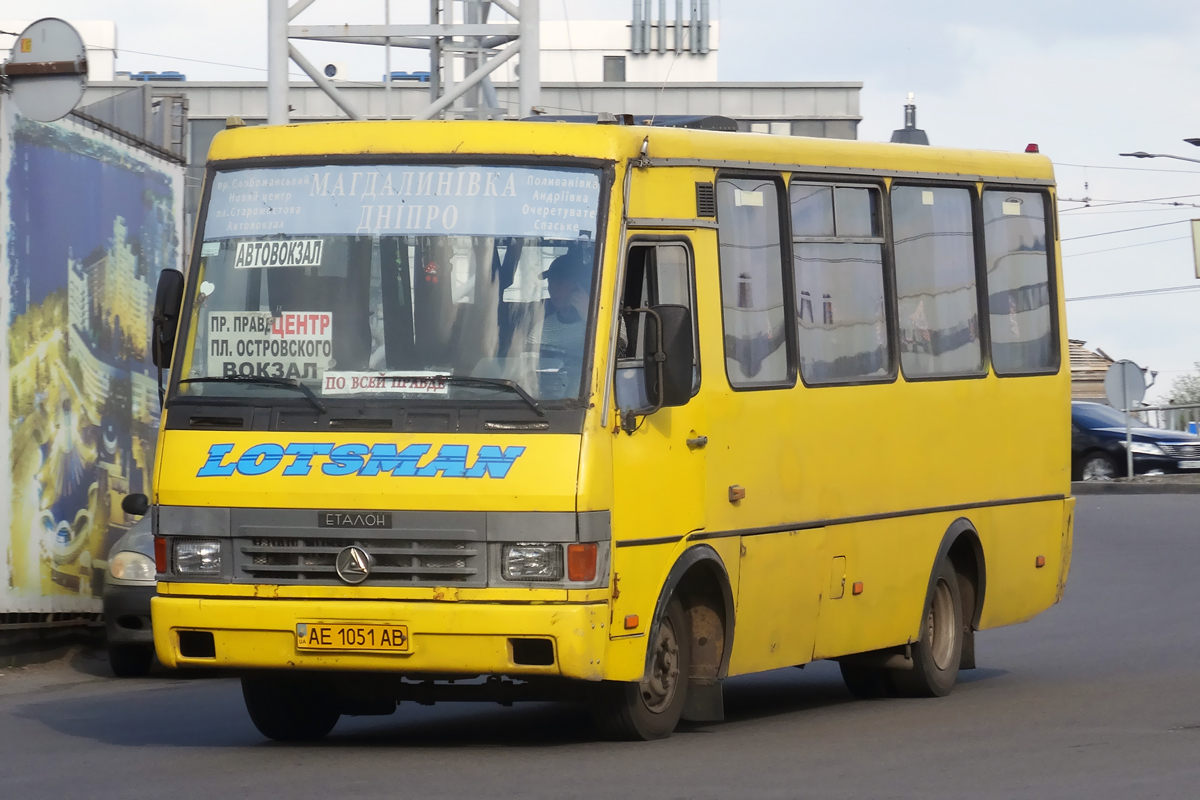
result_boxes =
[979,184,1062,378]
[602,55,627,83]
[168,153,616,426]
[787,175,898,388]
[621,234,703,398]
[889,178,990,384]
[713,171,798,392]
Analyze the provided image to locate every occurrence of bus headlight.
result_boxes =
[502,544,562,582]
[174,540,222,576]
[109,551,157,582]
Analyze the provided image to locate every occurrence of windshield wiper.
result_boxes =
[439,376,545,417]
[177,375,327,414]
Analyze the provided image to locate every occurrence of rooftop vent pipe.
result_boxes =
[890,92,930,145]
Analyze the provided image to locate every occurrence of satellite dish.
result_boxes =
[3,17,88,123]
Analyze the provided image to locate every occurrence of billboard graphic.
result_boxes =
[0,99,184,613]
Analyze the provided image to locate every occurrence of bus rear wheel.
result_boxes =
[591,598,690,740]
[891,558,963,698]
[241,673,341,742]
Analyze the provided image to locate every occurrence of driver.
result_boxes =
[530,252,590,360]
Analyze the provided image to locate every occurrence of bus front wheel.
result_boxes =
[241,673,341,742]
[590,597,690,740]
[891,558,963,698]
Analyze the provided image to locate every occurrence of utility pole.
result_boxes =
[267,0,289,125]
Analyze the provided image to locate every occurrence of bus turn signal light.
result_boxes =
[624,614,639,630]
[1035,555,1046,568]
[852,581,864,595]
[567,542,598,582]
[154,536,168,574]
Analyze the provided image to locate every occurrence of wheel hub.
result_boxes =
[641,618,681,713]
[927,577,956,671]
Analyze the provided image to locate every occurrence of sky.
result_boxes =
[6,0,1200,400]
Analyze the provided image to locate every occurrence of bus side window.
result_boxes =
[715,177,791,388]
[790,182,890,383]
[891,185,983,378]
[616,243,700,412]
[982,190,1057,375]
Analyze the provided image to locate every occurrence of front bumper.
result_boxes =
[103,584,156,645]
[152,596,609,680]
[1132,455,1200,475]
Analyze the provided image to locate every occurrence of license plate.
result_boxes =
[296,622,409,652]
[1179,460,1200,469]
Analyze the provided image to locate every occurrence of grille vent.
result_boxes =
[235,536,483,586]
[695,182,716,217]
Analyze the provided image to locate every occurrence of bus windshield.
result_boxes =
[174,163,603,406]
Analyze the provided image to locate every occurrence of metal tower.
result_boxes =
[266,0,540,124]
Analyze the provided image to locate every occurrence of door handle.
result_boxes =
[686,435,708,450]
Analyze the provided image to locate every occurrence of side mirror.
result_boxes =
[152,269,186,368]
[121,493,150,516]
[644,304,694,409]
[617,304,694,432]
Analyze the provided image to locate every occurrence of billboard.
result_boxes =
[0,98,184,613]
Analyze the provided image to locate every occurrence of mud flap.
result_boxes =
[681,679,723,723]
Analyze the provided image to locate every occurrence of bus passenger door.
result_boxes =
[610,238,707,634]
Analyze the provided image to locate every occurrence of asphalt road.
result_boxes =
[3,495,1199,799]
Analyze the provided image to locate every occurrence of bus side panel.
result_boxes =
[811,516,942,660]
[626,165,714,220]
[605,542,681,680]
[1057,496,1076,603]
[808,501,1066,660]
[975,500,1066,630]
[602,537,742,683]
[726,529,825,676]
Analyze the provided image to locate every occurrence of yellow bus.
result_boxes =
[142,119,1074,741]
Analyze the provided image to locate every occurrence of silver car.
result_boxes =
[103,515,156,676]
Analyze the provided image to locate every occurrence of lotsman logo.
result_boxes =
[196,443,526,479]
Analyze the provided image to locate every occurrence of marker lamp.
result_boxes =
[109,551,156,582]
[502,544,562,582]
[174,540,222,575]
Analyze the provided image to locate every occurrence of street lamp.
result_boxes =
[1119,139,1200,165]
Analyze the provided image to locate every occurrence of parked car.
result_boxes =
[104,515,156,676]
[1071,401,1200,480]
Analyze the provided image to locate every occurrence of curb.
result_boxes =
[1071,481,1200,496]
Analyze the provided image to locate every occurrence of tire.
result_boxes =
[1079,452,1118,481]
[241,673,340,742]
[591,598,690,740]
[891,558,963,698]
[839,663,893,699]
[108,644,154,678]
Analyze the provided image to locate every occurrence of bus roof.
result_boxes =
[207,120,1055,184]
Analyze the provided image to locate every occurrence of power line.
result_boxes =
[1060,207,1200,216]
[1060,220,1188,242]
[1062,201,1200,212]
[1062,235,1192,258]
[1059,192,1200,211]
[1055,161,1200,175]
[119,47,388,87]
[120,48,271,73]
[1065,284,1200,303]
